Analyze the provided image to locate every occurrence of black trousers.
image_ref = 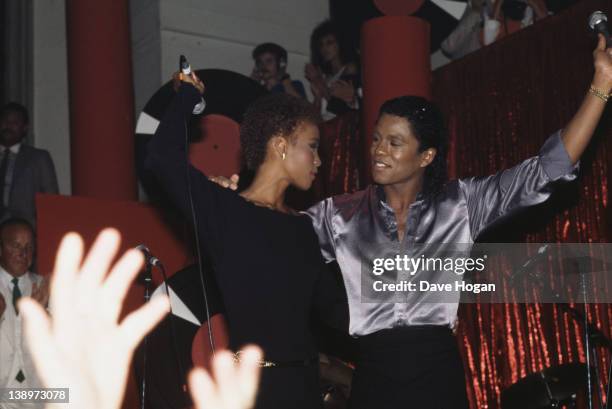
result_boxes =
[348,326,469,409]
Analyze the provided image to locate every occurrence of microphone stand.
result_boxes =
[137,253,189,409]
[517,248,612,409]
[561,272,610,409]
[580,267,595,409]
[140,261,153,409]
[562,255,612,409]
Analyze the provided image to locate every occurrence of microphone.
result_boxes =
[588,11,612,48]
[180,55,191,76]
[136,244,162,267]
[179,54,206,115]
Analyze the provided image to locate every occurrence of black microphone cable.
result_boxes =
[180,88,217,357]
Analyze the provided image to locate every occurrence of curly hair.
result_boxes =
[240,93,319,170]
[310,20,357,75]
[379,96,449,197]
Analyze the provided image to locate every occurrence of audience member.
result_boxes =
[442,0,550,59]
[305,20,360,120]
[484,0,550,45]
[0,103,59,226]
[0,218,48,409]
[441,0,488,59]
[19,228,262,409]
[251,43,306,99]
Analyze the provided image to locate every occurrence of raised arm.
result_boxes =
[560,34,612,164]
[462,35,612,240]
[145,81,205,214]
[461,130,577,240]
[144,76,232,251]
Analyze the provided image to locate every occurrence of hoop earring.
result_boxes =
[282,152,286,160]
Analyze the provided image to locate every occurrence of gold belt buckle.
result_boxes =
[233,351,276,368]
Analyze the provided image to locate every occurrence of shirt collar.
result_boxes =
[0,143,21,155]
[0,265,26,289]
[372,184,427,241]
[374,184,426,208]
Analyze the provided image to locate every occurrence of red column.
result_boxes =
[361,16,431,182]
[66,0,137,200]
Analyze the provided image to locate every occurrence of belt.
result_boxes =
[233,351,318,368]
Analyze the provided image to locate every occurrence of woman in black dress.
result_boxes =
[145,73,346,409]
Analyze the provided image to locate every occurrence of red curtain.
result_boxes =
[318,111,365,197]
[433,0,612,407]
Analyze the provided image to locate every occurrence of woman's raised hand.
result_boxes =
[173,71,206,94]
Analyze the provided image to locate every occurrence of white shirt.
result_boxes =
[0,143,22,155]
[0,266,43,409]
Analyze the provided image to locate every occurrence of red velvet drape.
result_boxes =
[318,111,365,197]
[433,0,612,407]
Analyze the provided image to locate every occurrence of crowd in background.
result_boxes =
[252,0,561,119]
[251,20,362,121]
[441,0,553,59]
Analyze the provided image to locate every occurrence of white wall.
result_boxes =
[32,0,71,195]
[158,0,329,101]
[131,0,162,115]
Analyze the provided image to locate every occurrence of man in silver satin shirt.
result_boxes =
[304,36,612,409]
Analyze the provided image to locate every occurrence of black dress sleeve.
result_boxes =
[144,83,233,258]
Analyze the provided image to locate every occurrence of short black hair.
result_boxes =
[252,42,288,64]
[378,96,448,197]
[1,102,29,124]
[240,93,319,170]
[0,217,34,240]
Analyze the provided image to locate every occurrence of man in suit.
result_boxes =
[0,103,58,226]
[0,218,48,409]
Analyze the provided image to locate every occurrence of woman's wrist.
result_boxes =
[591,76,612,94]
[589,84,610,102]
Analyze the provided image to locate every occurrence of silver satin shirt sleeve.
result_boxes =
[305,130,579,337]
